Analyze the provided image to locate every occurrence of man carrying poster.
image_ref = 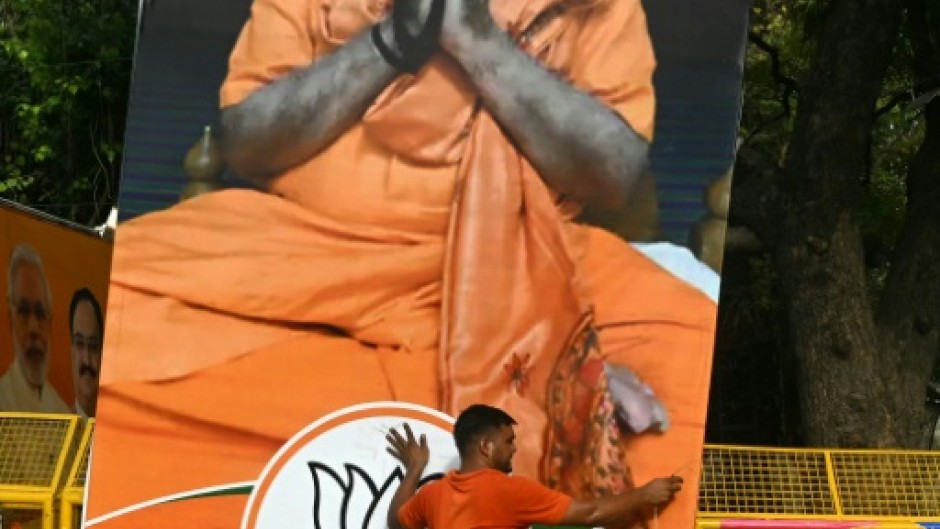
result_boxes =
[85,0,718,526]
[1,243,70,413]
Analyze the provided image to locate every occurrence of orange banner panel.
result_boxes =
[0,202,112,416]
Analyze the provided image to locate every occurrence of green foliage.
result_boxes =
[0,0,135,225]
[741,1,833,163]
[741,0,925,301]
[750,0,828,76]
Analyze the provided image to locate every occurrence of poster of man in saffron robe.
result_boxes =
[83,0,749,527]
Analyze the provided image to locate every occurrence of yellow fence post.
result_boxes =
[823,449,844,516]
[57,419,94,529]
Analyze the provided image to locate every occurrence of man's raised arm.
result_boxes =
[385,424,430,529]
[439,0,650,209]
[561,476,683,527]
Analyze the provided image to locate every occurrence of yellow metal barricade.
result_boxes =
[829,449,940,518]
[56,420,93,529]
[0,413,81,529]
[6,420,938,529]
[697,444,940,527]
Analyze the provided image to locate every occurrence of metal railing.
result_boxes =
[2,414,938,529]
[0,413,83,529]
[698,443,940,528]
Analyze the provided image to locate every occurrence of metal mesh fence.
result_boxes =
[699,444,940,520]
[831,450,940,517]
[699,445,837,515]
[0,416,72,488]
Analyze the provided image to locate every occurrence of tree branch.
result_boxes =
[748,31,801,97]
[874,90,913,118]
[747,32,800,117]
[741,93,795,148]
[741,32,801,148]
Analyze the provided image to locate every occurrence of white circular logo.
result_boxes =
[243,402,459,529]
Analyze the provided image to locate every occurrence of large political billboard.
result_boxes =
[83,0,748,527]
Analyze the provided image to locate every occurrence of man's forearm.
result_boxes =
[386,468,422,529]
[448,28,649,208]
[218,20,401,186]
[591,489,650,526]
[564,488,650,527]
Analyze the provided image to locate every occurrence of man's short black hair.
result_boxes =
[69,288,103,337]
[453,404,516,456]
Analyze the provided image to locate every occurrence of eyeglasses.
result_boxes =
[10,300,50,324]
[72,335,102,353]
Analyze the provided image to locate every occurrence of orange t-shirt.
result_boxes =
[398,469,573,529]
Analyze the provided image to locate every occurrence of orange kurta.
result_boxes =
[85,0,716,527]
[398,469,573,529]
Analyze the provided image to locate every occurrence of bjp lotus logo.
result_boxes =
[242,402,458,529]
[307,462,445,529]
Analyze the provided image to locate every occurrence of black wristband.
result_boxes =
[371,24,414,73]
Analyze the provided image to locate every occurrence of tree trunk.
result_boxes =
[874,0,940,447]
[772,0,904,447]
